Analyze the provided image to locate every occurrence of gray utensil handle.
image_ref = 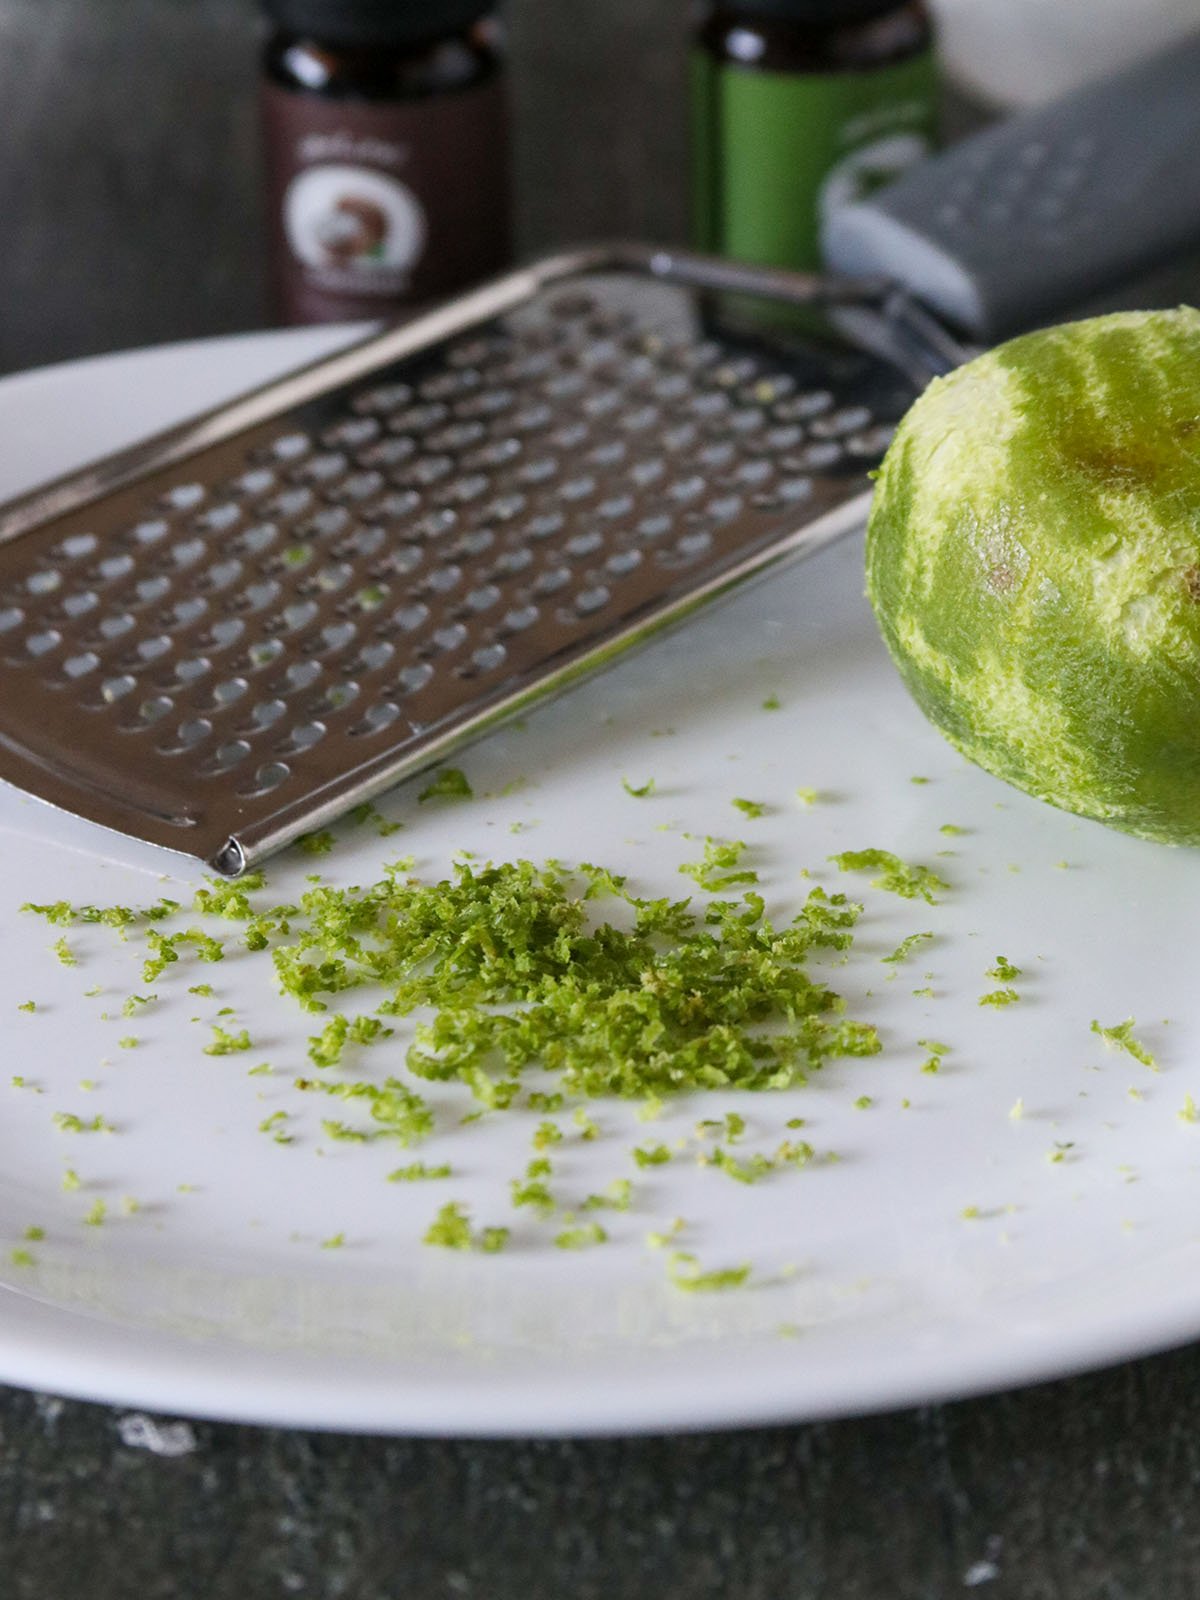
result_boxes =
[823,34,1200,341]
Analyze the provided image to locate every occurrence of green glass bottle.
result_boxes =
[691,0,938,274]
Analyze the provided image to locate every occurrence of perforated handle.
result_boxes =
[823,34,1200,341]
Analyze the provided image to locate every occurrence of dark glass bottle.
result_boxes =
[261,0,511,325]
[691,0,937,274]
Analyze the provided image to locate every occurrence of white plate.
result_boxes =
[0,327,1198,1438]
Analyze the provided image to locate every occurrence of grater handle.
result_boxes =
[822,33,1200,342]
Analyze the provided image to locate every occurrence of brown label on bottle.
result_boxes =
[262,78,510,325]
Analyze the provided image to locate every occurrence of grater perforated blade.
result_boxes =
[0,244,963,875]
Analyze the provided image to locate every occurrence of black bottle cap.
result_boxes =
[263,0,498,48]
[718,0,914,23]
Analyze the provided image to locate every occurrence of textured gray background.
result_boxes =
[0,2,1198,1594]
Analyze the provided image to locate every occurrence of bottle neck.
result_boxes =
[695,1,932,74]
[263,18,504,99]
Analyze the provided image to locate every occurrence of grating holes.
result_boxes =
[350,700,400,736]
[517,456,557,486]
[62,651,99,679]
[246,639,284,671]
[283,600,318,632]
[699,441,736,469]
[360,436,415,467]
[354,582,389,613]
[705,494,743,523]
[354,382,412,414]
[431,623,467,652]
[426,564,462,595]
[637,514,672,542]
[777,477,815,504]
[284,661,322,693]
[135,695,173,726]
[377,490,422,521]
[566,531,603,558]
[57,532,98,560]
[210,677,249,709]
[62,591,98,618]
[194,502,240,534]
[467,436,521,470]
[399,662,434,693]
[315,680,359,713]
[277,721,326,755]
[164,482,205,510]
[469,642,507,674]
[338,525,386,560]
[0,605,22,634]
[331,470,384,503]
[315,563,353,593]
[203,740,252,775]
[441,473,494,509]
[28,568,62,595]
[323,416,380,449]
[574,584,611,615]
[775,390,833,422]
[630,458,666,488]
[428,420,486,452]
[271,433,311,461]
[380,545,422,579]
[454,387,514,419]
[466,583,500,613]
[512,402,552,433]
[453,528,495,558]
[240,760,290,797]
[242,580,280,613]
[735,460,774,487]
[621,405,660,435]
[653,373,691,403]
[588,440,627,468]
[391,602,429,634]
[233,468,276,498]
[391,402,449,433]
[236,522,279,557]
[728,408,765,435]
[209,618,245,651]
[203,558,243,591]
[501,603,539,632]
[320,621,357,654]
[412,510,458,542]
[172,538,205,569]
[784,441,843,472]
[558,475,596,504]
[688,390,729,417]
[356,640,395,672]
[137,635,171,663]
[494,547,533,577]
[304,507,352,540]
[248,698,287,731]
[811,405,873,439]
[171,656,212,686]
[582,389,621,418]
[550,423,588,452]
[533,566,570,597]
[668,475,705,503]
[26,629,61,657]
[100,674,135,703]
[845,424,896,458]
[606,549,642,577]
[173,718,213,751]
[134,575,171,606]
[99,612,135,641]
[266,487,314,519]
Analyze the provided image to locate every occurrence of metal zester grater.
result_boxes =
[0,245,961,874]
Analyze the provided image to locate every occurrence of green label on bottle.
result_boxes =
[690,49,938,273]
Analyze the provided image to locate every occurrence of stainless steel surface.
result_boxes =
[0,245,959,874]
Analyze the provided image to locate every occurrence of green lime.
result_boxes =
[867,307,1200,846]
